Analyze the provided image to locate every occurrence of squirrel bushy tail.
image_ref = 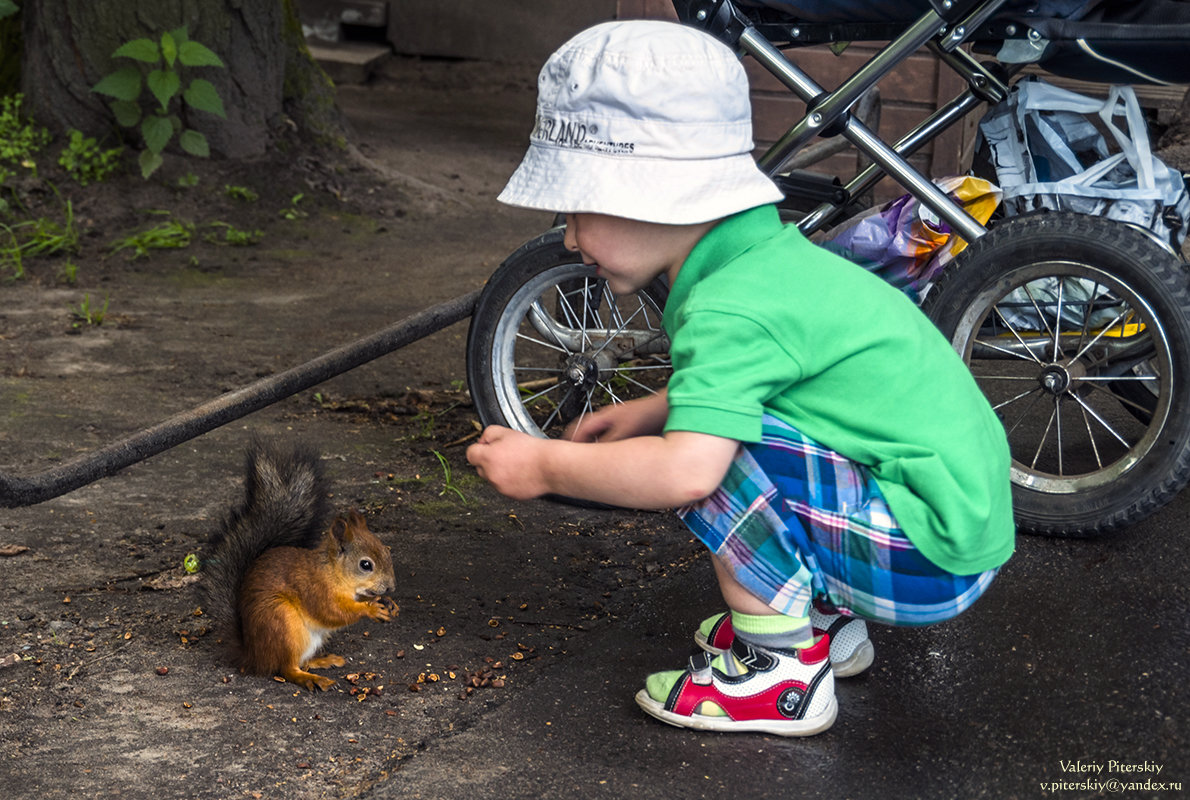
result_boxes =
[203,439,330,642]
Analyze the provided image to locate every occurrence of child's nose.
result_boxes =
[563,215,578,251]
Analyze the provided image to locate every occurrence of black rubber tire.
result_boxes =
[922,212,1190,537]
[466,227,670,436]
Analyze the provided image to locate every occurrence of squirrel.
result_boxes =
[204,440,398,691]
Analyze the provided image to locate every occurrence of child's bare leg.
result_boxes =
[710,555,815,648]
[711,556,788,615]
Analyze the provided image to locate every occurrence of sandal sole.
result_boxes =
[831,639,874,678]
[635,689,838,737]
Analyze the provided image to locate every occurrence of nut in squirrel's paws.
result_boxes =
[372,596,399,621]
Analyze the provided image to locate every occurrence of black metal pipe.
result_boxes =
[0,289,482,508]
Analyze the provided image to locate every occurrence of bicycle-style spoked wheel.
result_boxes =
[466,228,671,438]
[924,212,1190,536]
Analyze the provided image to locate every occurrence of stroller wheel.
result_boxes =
[465,227,670,506]
[923,212,1190,537]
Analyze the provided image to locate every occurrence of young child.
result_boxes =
[466,19,1014,737]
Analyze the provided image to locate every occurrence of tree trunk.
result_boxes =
[21,0,345,159]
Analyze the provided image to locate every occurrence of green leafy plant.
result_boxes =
[92,26,227,178]
[110,218,194,259]
[176,171,198,188]
[224,184,258,203]
[70,293,110,327]
[0,94,50,180]
[205,221,261,246]
[57,129,123,186]
[279,193,307,220]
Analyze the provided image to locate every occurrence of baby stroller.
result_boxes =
[464,0,1190,537]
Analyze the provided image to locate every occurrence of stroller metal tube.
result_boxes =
[751,10,948,159]
[798,89,985,234]
[838,118,986,243]
[740,26,986,242]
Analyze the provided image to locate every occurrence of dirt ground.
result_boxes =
[4,53,1190,800]
[0,57,707,798]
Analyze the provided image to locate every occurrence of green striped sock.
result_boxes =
[731,611,816,650]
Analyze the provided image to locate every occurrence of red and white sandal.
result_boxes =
[695,608,874,677]
[635,635,837,736]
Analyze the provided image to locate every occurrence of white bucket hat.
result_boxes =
[497,20,783,225]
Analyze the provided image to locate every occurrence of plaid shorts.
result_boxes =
[677,415,998,626]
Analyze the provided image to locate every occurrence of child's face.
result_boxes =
[564,213,689,296]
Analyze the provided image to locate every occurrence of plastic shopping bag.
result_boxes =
[821,175,1002,302]
[978,77,1190,248]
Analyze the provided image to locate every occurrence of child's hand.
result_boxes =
[565,392,668,442]
[465,425,548,500]
[564,406,622,442]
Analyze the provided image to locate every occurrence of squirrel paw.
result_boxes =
[284,668,336,691]
[370,596,399,621]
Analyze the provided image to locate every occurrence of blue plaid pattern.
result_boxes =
[678,415,997,626]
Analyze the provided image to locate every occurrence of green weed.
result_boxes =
[57,129,123,186]
[205,221,261,246]
[70,293,110,327]
[279,193,307,220]
[224,184,258,202]
[111,218,194,259]
[58,260,78,284]
[176,171,199,188]
[0,94,50,180]
[92,27,227,178]
[431,450,467,503]
[0,199,79,278]
[0,223,23,278]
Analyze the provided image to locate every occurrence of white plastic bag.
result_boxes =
[978,77,1190,249]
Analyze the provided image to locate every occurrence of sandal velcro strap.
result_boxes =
[687,650,714,685]
[731,640,778,672]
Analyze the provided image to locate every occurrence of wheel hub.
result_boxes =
[1038,364,1071,395]
[562,354,600,391]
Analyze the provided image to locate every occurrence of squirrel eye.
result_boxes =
[359,559,373,572]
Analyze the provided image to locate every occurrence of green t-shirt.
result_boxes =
[662,205,1014,575]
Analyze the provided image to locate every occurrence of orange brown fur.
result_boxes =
[235,513,397,690]
[204,442,398,691]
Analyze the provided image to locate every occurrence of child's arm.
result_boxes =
[564,390,670,443]
[466,424,738,509]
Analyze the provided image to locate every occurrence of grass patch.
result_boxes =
[111,218,194,259]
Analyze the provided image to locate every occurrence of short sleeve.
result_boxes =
[663,310,803,443]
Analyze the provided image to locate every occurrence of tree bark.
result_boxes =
[21,0,345,159]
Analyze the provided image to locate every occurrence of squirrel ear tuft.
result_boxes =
[329,515,351,547]
[330,510,369,547]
